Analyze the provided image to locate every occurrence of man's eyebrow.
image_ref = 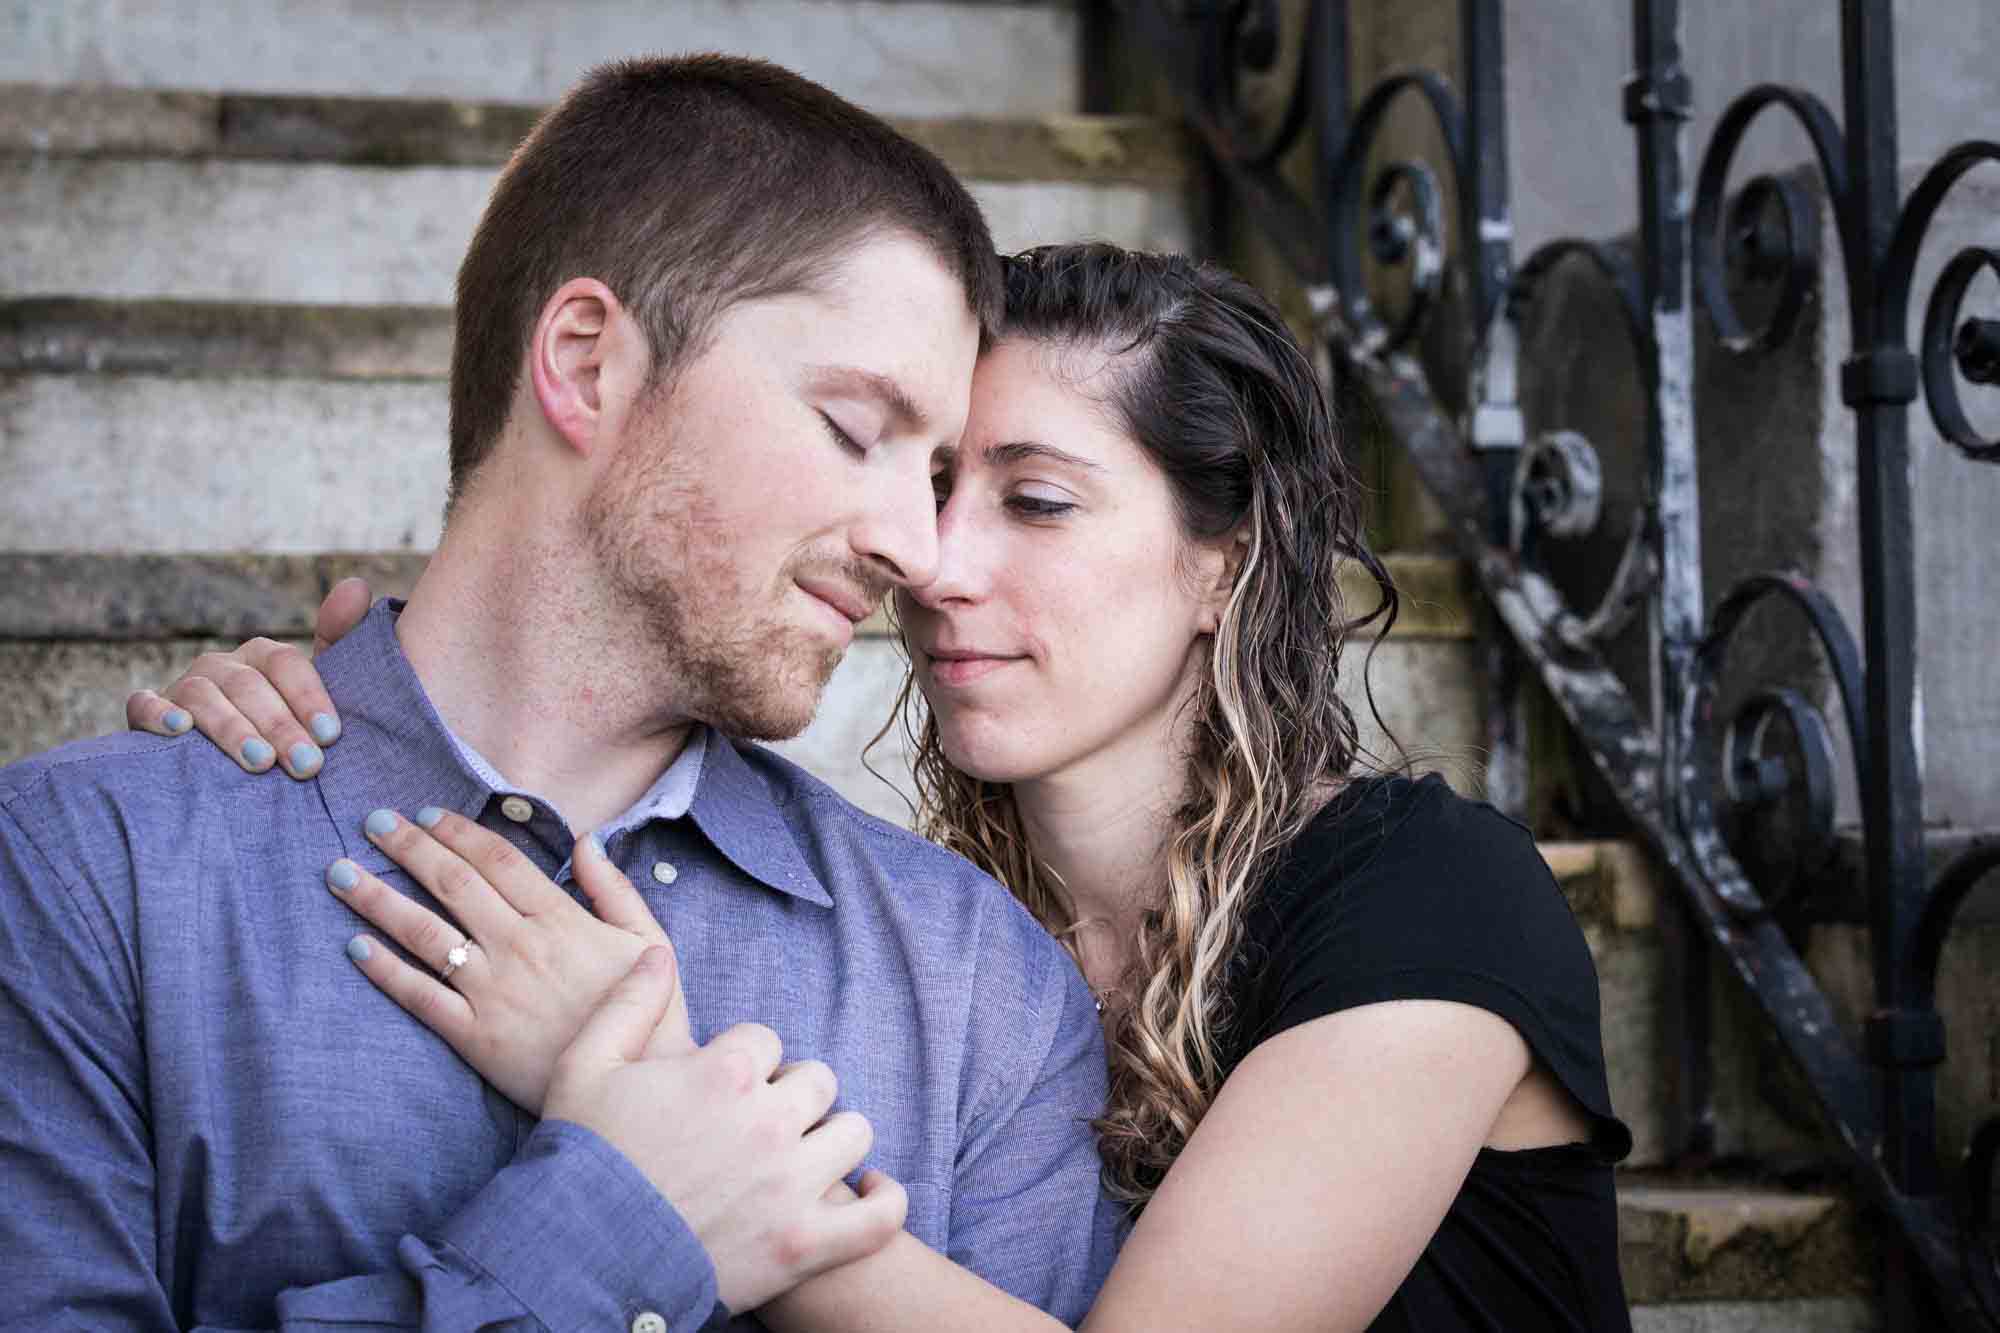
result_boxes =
[807,365,928,431]
[984,439,1105,471]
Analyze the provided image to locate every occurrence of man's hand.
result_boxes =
[546,948,909,1314]
[125,576,372,776]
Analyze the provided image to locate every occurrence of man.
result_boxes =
[0,57,1114,1331]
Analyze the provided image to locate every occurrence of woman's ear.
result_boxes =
[528,277,636,458]
[1195,526,1252,634]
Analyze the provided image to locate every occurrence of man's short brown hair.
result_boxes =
[449,54,1003,501]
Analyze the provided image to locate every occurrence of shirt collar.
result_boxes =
[687,737,835,909]
[314,598,831,908]
[442,710,707,839]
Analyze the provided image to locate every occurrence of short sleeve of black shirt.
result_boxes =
[1228,771,1630,1157]
[1221,772,1634,1332]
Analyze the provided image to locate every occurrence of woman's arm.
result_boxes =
[343,823,1528,1331]
[1082,1000,1528,1332]
[763,1229,1067,1332]
[763,998,1528,1333]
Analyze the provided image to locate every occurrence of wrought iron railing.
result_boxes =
[1120,0,2000,1326]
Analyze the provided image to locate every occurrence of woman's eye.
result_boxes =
[931,473,953,511]
[1006,493,1075,518]
[820,412,866,456]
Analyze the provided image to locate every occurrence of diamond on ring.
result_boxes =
[440,941,474,981]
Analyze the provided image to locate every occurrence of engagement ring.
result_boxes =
[440,940,477,982]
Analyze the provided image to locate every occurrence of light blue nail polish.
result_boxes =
[326,859,359,892]
[585,833,605,859]
[289,742,323,775]
[163,709,192,734]
[346,936,372,963]
[415,806,445,830]
[241,738,275,769]
[310,712,341,745]
[364,808,397,838]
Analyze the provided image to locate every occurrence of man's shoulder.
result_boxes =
[731,743,1101,1104]
[1,728,277,856]
[729,742,1066,946]
[4,728,219,808]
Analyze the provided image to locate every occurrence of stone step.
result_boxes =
[0,552,1481,826]
[1617,1183,1870,1309]
[1628,1299,1876,1332]
[0,551,1471,643]
[0,636,1484,829]
[0,2,1083,118]
[0,372,450,552]
[0,85,1190,186]
[1,299,451,379]
[1,155,1194,306]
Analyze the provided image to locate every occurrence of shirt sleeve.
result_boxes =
[0,801,726,1333]
[945,922,1121,1329]
[1247,781,1627,1155]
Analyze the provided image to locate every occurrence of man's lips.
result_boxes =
[795,578,873,628]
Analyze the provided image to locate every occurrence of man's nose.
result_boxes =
[852,465,940,590]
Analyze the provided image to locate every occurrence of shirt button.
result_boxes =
[632,1314,667,1333]
[652,860,679,886]
[499,796,534,823]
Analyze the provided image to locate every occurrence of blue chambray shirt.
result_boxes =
[0,600,1119,1331]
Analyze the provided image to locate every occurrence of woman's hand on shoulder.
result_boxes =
[1083,1000,1531,1333]
[126,577,371,776]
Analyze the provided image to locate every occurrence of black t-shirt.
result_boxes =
[1220,773,1634,1332]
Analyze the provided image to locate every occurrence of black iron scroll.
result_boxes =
[1123,0,2000,1326]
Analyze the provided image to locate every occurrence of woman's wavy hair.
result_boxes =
[884,243,1401,1205]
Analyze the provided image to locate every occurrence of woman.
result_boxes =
[137,244,1633,1329]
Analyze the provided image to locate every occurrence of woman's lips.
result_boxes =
[925,653,1020,687]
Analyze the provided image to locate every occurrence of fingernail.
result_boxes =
[309,712,341,745]
[584,832,605,859]
[241,738,275,769]
[364,808,397,838]
[346,936,373,963]
[162,709,192,734]
[326,859,359,892]
[415,806,445,830]
[289,741,324,776]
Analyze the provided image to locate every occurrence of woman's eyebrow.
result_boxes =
[805,364,927,431]
[984,439,1104,471]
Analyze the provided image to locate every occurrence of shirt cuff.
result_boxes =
[437,1119,725,1332]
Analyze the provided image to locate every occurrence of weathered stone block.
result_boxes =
[0,375,450,552]
[1628,1299,1876,1333]
[0,553,427,640]
[5,628,1485,836]
[0,1,1083,119]
[2,159,1192,305]
[0,87,1194,188]
[1617,1185,1870,1306]
[0,299,453,379]
[0,638,270,766]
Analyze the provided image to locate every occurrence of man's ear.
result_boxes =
[1195,526,1252,634]
[527,277,634,458]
